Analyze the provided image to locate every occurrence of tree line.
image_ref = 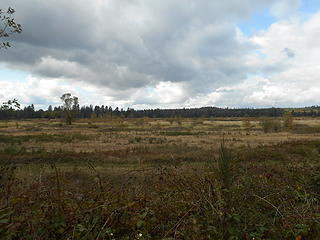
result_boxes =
[1,101,320,120]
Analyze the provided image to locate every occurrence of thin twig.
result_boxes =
[95,212,114,240]
[163,205,197,238]
[253,194,284,219]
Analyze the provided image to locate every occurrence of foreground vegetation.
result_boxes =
[1,117,320,239]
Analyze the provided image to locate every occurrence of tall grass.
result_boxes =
[216,135,233,190]
[215,135,235,239]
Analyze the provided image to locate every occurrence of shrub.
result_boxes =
[260,118,282,133]
[283,112,294,130]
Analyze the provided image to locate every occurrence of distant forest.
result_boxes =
[1,104,320,120]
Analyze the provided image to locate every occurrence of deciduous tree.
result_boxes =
[1,98,20,110]
[60,93,79,125]
[0,7,22,49]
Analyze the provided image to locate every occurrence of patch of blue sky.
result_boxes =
[143,86,155,95]
[30,96,51,106]
[144,87,155,94]
[22,96,53,110]
[238,8,276,36]
[299,0,320,21]
[0,67,28,82]
[300,0,320,14]
[244,72,268,84]
[75,87,91,99]
[254,50,267,59]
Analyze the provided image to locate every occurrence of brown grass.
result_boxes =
[1,117,320,239]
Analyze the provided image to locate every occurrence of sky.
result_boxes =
[0,0,320,110]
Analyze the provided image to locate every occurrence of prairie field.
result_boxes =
[1,117,320,239]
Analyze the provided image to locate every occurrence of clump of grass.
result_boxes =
[0,135,24,144]
[0,133,95,144]
[216,136,234,190]
[161,131,193,136]
[0,144,27,155]
[242,115,252,130]
[214,135,236,238]
[88,122,99,129]
[0,164,18,207]
[309,170,320,194]
[259,117,282,133]
[147,137,166,144]
[292,124,320,134]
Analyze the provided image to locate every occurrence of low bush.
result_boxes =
[259,118,282,133]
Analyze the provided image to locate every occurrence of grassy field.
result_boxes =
[1,117,320,239]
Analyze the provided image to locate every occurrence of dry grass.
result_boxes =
[1,117,320,239]
[1,117,320,153]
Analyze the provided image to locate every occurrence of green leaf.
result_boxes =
[0,211,13,219]
[77,224,87,232]
[0,218,9,224]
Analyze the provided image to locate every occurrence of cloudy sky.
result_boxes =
[0,0,320,109]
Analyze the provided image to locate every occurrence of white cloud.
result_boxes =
[136,81,188,105]
[0,76,79,109]
[246,12,320,105]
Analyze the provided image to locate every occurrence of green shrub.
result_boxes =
[259,118,282,133]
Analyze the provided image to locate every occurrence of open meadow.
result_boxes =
[1,117,320,239]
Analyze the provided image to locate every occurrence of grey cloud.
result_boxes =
[282,48,295,58]
[262,62,290,75]
[9,1,96,49]
[0,0,285,103]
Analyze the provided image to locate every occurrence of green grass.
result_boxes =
[161,131,194,136]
